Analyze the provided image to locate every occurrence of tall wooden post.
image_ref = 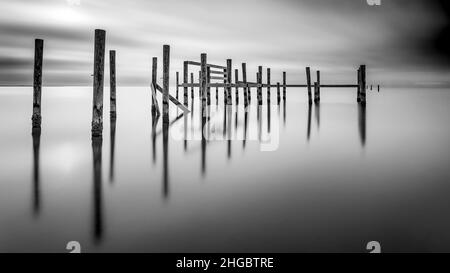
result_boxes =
[190,73,194,99]
[176,71,179,100]
[207,66,211,105]
[109,50,116,119]
[282,72,286,100]
[235,69,239,105]
[92,29,106,137]
[306,67,312,105]
[151,57,158,114]
[360,65,367,106]
[162,45,170,124]
[200,53,207,111]
[267,68,271,105]
[32,39,44,128]
[257,66,262,105]
[316,70,320,100]
[242,63,247,106]
[357,67,361,102]
[226,59,232,105]
[183,61,188,107]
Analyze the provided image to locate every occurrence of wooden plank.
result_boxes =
[186,61,226,70]
[155,84,190,113]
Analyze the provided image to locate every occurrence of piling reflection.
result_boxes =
[358,104,367,147]
[162,122,169,199]
[307,104,312,141]
[314,103,320,129]
[31,128,41,217]
[91,136,103,243]
[151,113,159,165]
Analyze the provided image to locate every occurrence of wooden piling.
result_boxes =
[151,57,158,114]
[257,66,262,105]
[242,63,248,106]
[235,69,239,105]
[200,53,207,111]
[360,65,366,105]
[207,66,211,105]
[109,50,116,119]
[378,85,380,92]
[190,73,194,99]
[316,70,320,98]
[277,82,280,104]
[226,59,232,105]
[267,68,271,105]
[162,45,170,124]
[176,71,179,100]
[314,82,320,103]
[183,62,188,107]
[306,67,312,105]
[91,29,106,137]
[357,67,361,102]
[32,39,44,128]
[282,72,286,100]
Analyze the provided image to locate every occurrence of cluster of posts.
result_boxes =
[30,29,376,137]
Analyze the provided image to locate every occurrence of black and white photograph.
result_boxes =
[1,0,450,265]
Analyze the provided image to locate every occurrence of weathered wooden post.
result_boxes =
[242,63,248,106]
[183,61,188,107]
[306,67,312,105]
[360,65,367,105]
[32,39,44,129]
[151,57,158,114]
[277,82,281,104]
[216,86,219,104]
[314,82,319,103]
[357,67,361,102]
[226,59,232,105]
[282,72,286,100]
[257,66,263,105]
[190,73,194,99]
[267,68,271,104]
[378,85,380,92]
[316,70,320,99]
[176,71,179,100]
[109,50,116,119]
[162,45,170,124]
[91,29,106,137]
[207,66,211,105]
[370,85,373,91]
[200,53,207,111]
[235,69,239,105]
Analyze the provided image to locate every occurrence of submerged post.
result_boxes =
[183,61,188,107]
[360,65,367,105]
[242,63,248,106]
[32,39,44,128]
[226,59,232,105]
[91,29,106,137]
[306,67,312,105]
[162,45,170,124]
[235,69,239,105]
[257,66,262,105]
[109,50,116,119]
[267,68,271,105]
[282,72,286,100]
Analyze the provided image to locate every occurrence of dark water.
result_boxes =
[1,86,450,253]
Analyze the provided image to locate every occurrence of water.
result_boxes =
[1,86,450,253]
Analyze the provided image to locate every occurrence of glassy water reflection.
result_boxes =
[1,87,450,252]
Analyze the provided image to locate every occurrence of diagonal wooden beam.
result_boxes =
[155,84,190,113]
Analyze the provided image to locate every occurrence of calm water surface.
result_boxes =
[1,86,450,252]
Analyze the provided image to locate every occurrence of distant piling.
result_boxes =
[277,82,281,104]
[226,59,232,105]
[378,85,380,92]
[200,53,207,111]
[282,72,286,100]
[360,65,367,105]
[314,82,320,103]
[235,69,239,105]
[176,71,179,100]
[242,63,248,106]
[190,73,194,99]
[32,39,44,129]
[183,61,188,106]
[267,68,271,105]
[257,66,263,105]
[151,57,158,114]
[162,45,170,124]
[207,66,211,105]
[306,67,312,105]
[316,70,321,98]
[357,67,361,102]
[91,29,106,137]
[109,50,116,119]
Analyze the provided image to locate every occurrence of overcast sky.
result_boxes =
[0,0,449,87]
